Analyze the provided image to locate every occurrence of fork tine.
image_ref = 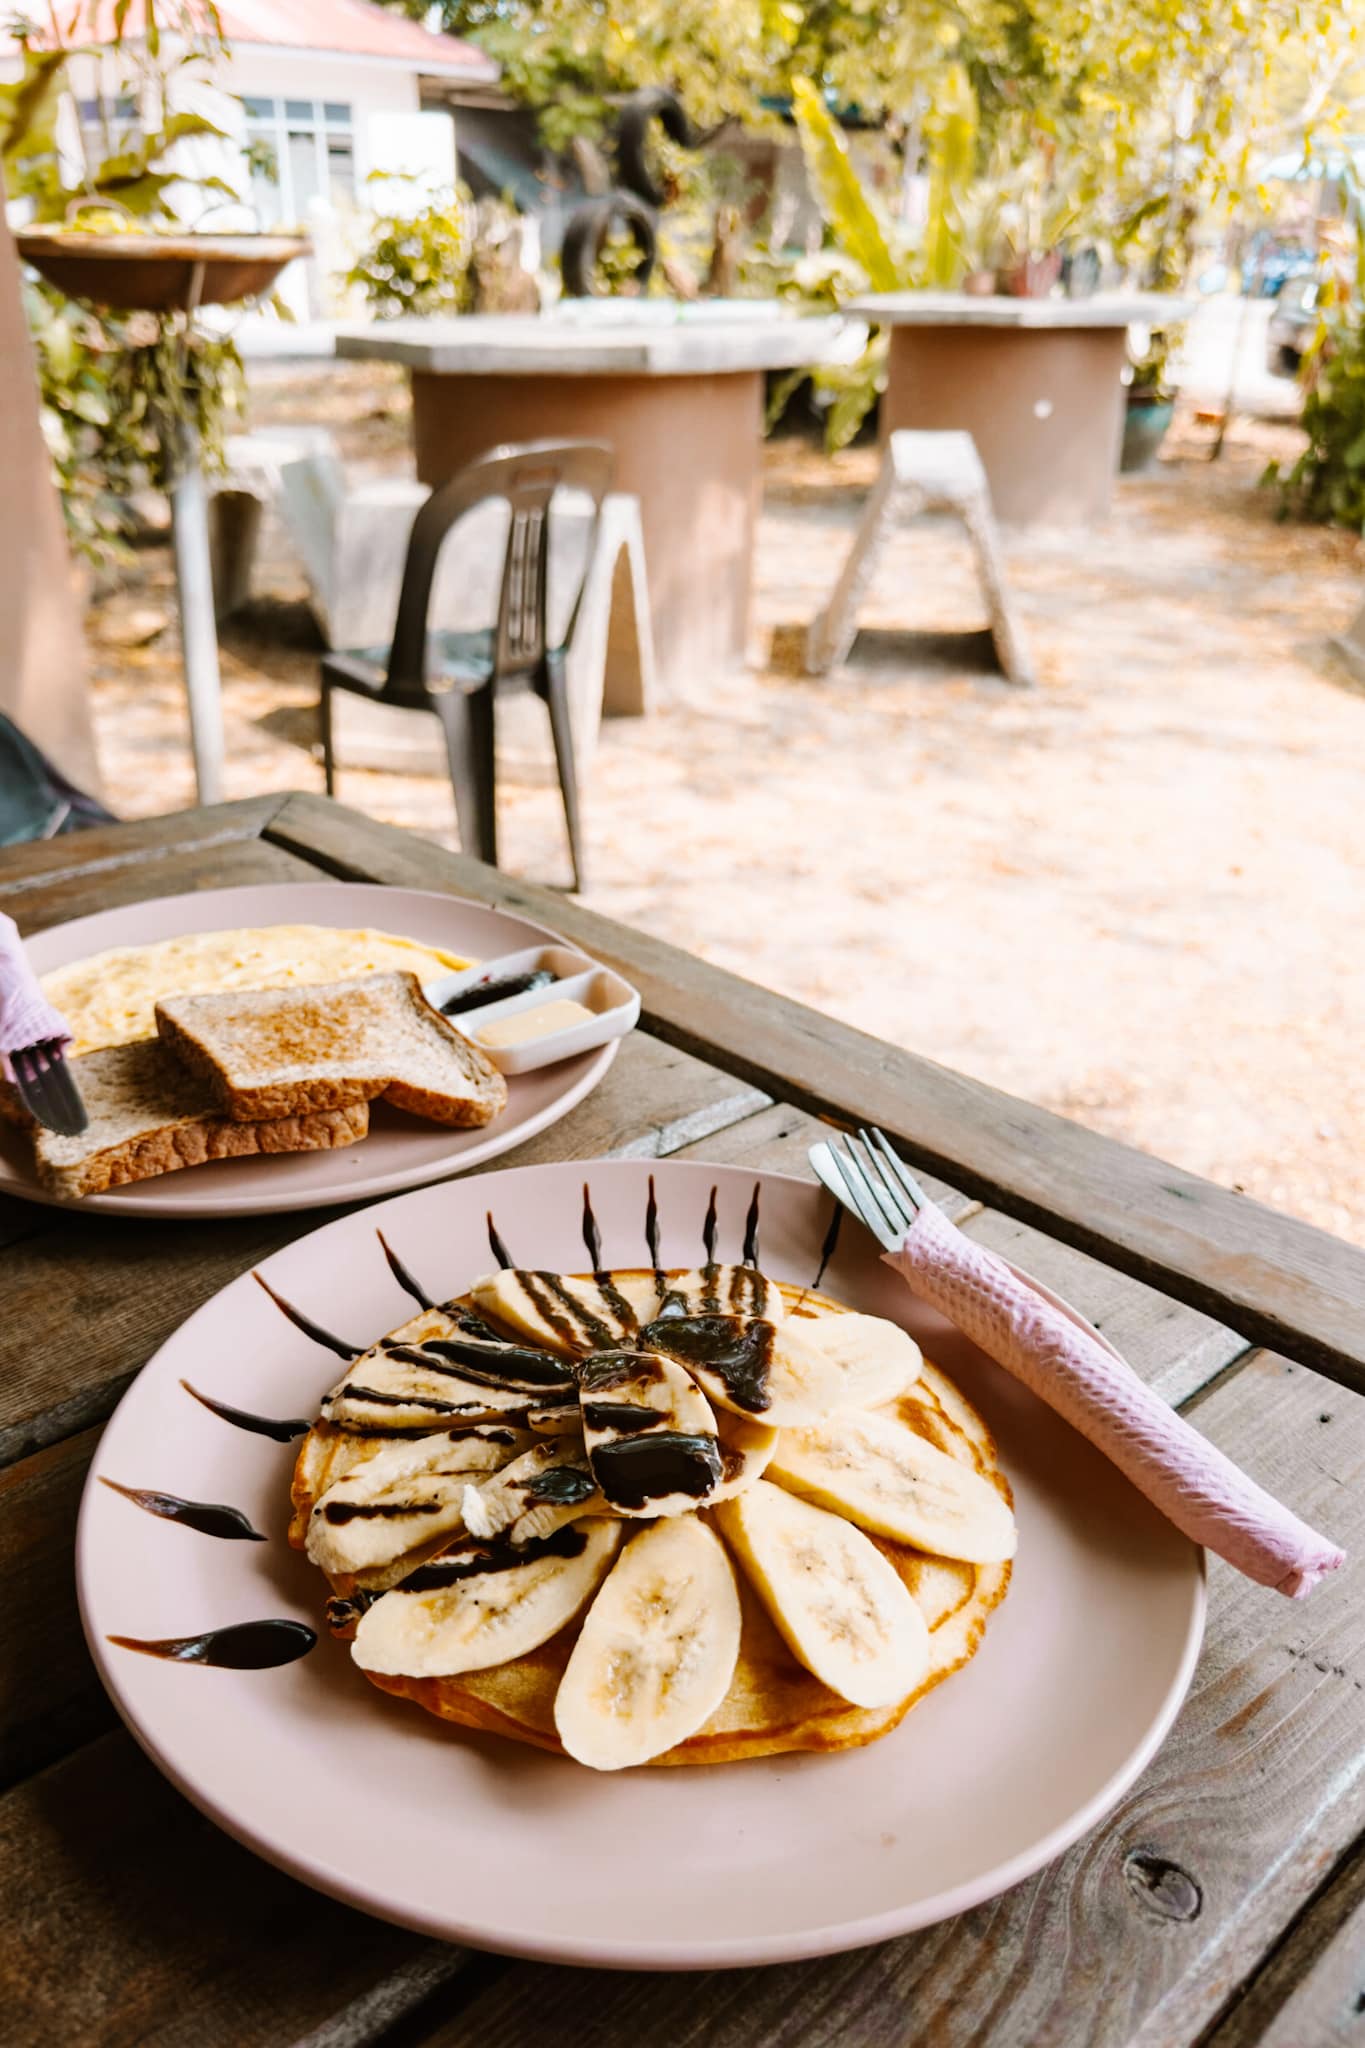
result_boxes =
[809,1142,893,1251]
[832,1134,905,1243]
[867,1127,931,1215]
[851,1128,914,1234]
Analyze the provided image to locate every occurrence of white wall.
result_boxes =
[57,42,458,316]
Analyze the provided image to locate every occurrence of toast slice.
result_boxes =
[154,970,508,1128]
[3,1039,369,1199]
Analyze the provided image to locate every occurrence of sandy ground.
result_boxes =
[85,360,1365,1244]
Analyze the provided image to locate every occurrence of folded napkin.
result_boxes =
[0,911,69,1065]
[887,1200,1344,1598]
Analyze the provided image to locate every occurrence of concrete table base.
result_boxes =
[410,369,763,692]
[880,325,1127,527]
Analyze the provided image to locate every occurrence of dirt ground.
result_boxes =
[85,360,1365,1245]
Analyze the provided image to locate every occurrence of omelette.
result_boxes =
[44,926,474,1057]
[288,1261,1015,1770]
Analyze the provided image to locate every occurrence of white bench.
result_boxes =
[806,429,1035,687]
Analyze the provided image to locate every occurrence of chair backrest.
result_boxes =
[384,440,614,703]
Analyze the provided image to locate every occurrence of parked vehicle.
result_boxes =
[1267,271,1322,376]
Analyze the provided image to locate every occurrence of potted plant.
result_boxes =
[1121,321,1177,471]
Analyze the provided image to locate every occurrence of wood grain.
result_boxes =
[263,794,1365,1392]
[0,1733,466,2048]
[0,795,287,898]
[4,834,320,936]
[0,1428,113,1790]
[1202,1832,1365,2047]
[0,1029,764,1468]
[390,1351,1365,2048]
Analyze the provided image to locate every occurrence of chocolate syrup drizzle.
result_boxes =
[376,1231,436,1312]
[742,1182,761,1268]
[181,1379,310,1443]
[101,1478,263,1542]
[109,1620,316,1669]
[486,1214,513,1269]
[252,1273,357,1360]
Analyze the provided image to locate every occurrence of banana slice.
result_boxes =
[656,1265,786,1321]
[578,1349,722,1516]
[554,1516,742,1770]
[797,1312,923,1409]
[461,1441,602,1546]
[710,1408,779,1502]
[768,1409,1017,1563]
[715,1481,930,1708]
[639,1314,851,1427]
[470,1269,641,1356]
[321,1321,577,1433]
[353,1517,622,1678]
[602,1271,666,1322]
[306,1425,531,1575]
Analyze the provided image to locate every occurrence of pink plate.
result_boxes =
[77,1158,1204,1968]
[0,881,619,1217]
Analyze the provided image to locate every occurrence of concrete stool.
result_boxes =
[806,429,1035,686]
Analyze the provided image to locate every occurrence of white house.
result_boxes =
[7,0,502,314]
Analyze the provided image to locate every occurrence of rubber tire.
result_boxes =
[616,88,695,207]
[560,192,657,299]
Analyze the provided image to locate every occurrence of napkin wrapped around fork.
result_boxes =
[0,911,70,1069]
[886,1200,1344,1598]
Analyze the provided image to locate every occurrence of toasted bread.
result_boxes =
[8,1038,369,1198]
[154,970,508,1128]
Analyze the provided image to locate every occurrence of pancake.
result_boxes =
[290,1279,1013,1766]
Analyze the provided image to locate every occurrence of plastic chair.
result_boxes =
[0,715,114,847]
[319,441,613,892]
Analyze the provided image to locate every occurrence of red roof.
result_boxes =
[35,0,499,80]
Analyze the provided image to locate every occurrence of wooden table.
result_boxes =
[335,312,847,694]
[4,793,1364,2048]
[849,292,1196,525]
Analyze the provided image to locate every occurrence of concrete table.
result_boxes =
[335,311,848,690]
[850,291,1196,525]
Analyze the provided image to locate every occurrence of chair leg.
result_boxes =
[436,686,498,867]
[319,677,336,795]
[543,659,586,892]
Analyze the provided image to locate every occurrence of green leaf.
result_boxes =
[789,77,899,292]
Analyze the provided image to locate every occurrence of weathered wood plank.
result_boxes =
[0,794,285,898]
[6,834,320,936]
[264,793,1365,1392]
[0,1031,764,1467]
[1202,1832,1365,2048]
[0,1427,113,1791]
[0,1733,468,2048]
[401,1352,1365,2048]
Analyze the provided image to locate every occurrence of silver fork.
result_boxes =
[9,1038,87,1137]
[809,1126,929,1250]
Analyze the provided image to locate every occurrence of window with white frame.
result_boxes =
[75,93,138,179]
[241,97,355,226]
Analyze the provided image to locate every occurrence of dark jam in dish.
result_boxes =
[180,1380,310,1443]
[100,1478,263,1541]
[108,1620,317,1668]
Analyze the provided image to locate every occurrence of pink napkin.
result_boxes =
[887,1200,1344,1598]
[0,911,69,1064]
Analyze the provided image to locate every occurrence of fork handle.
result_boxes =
[886,1200,1344,1600]
[0,911,70,1064]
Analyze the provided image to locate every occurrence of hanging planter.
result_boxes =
[14,227,309,313]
